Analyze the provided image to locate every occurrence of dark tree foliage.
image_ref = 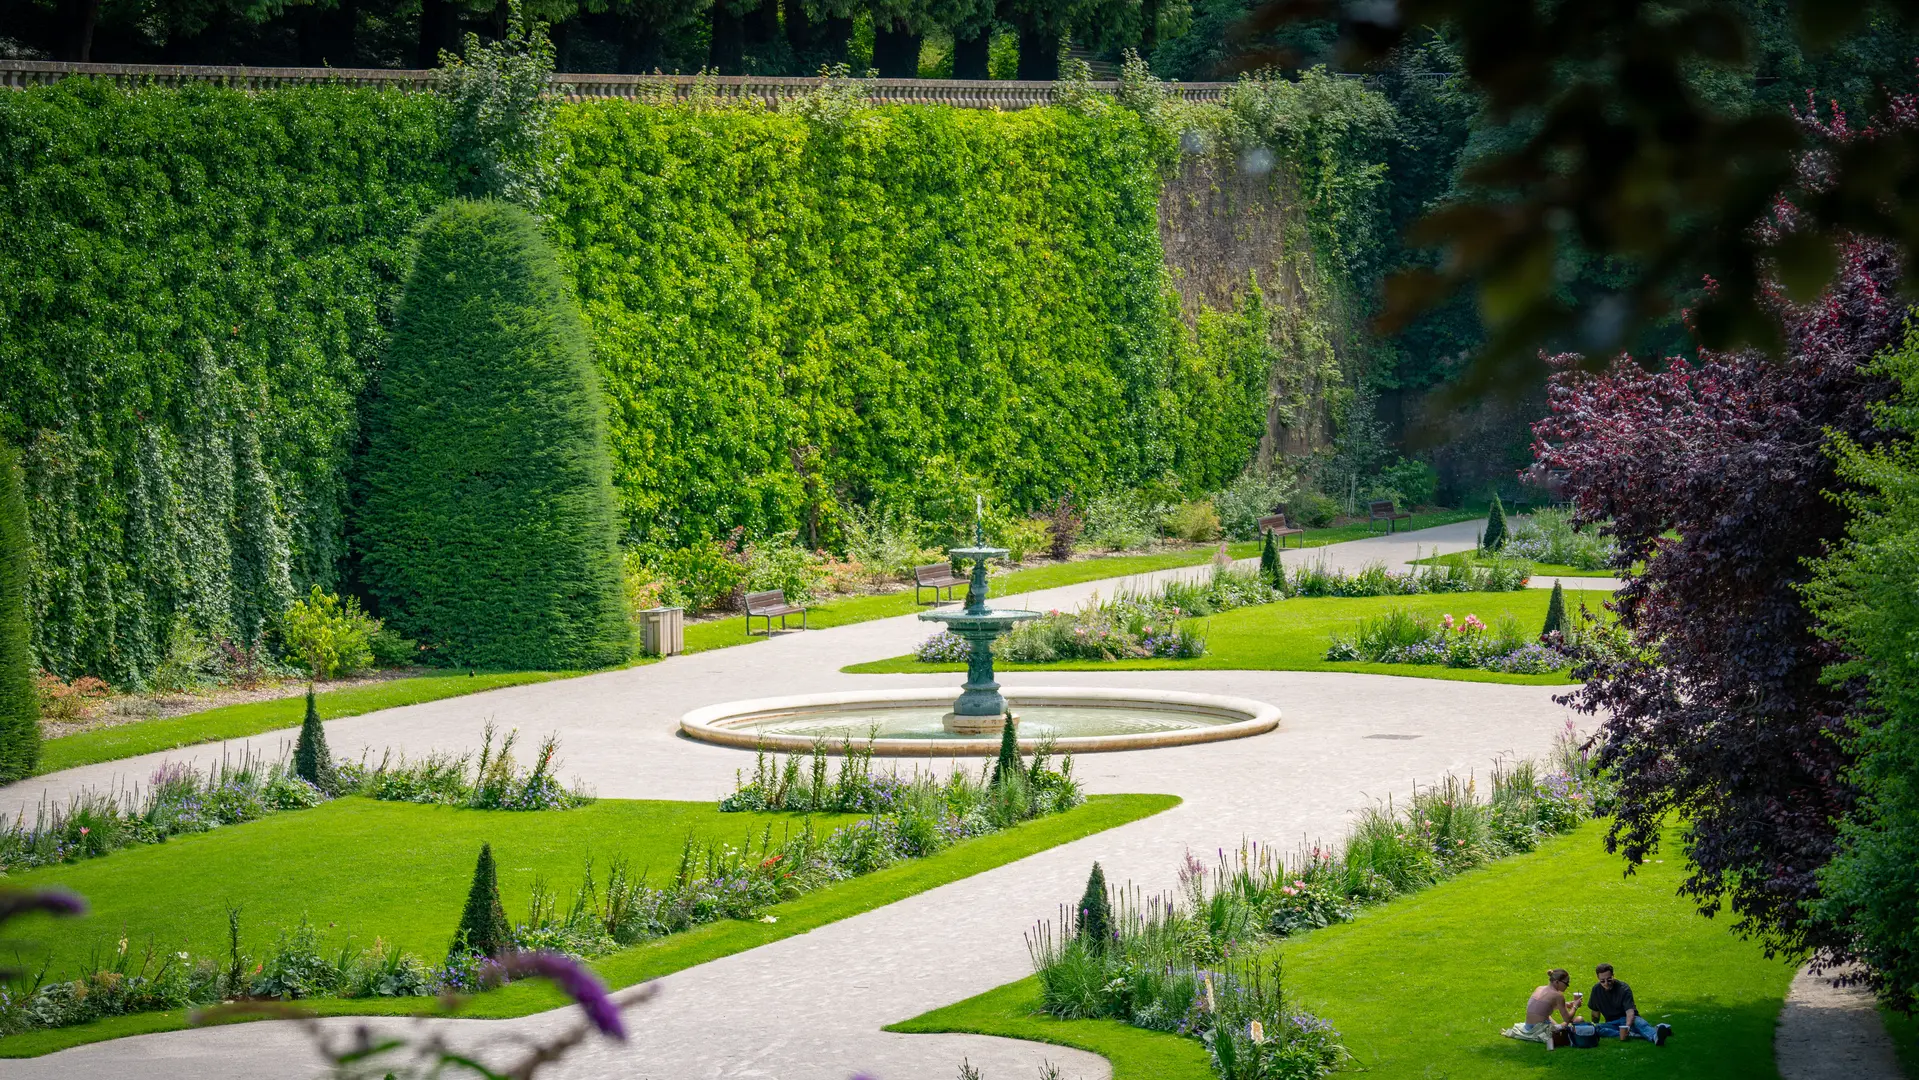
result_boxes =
[292,686,333,792]
[0,447,37,783]
[1480,494,1507,551]
[1541,580,1565,638]
[992,715,1020,785]
[451,841,513,960]
[1259,526,1278,583]
[1077,860,1113,952]
[1533,236,1903,957]
[355,199,631,671]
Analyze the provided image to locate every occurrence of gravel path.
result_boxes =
[0,522,1625,1080]
[1776,965,1905,1080]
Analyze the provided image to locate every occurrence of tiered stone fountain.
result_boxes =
[915,509,1040,733]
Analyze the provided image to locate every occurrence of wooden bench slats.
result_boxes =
[1368,500,1413,534]
[1256,513,1305,549]
[914,563,965,604]
[745,589,808,634]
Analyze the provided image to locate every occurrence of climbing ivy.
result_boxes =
[0,80,455,683]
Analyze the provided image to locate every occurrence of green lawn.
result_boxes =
[1413,549,1623,579]
[0,793,1178,1056]
[684,510,1484,654]
[846,588,1613,685]
[1887,1006,1919,1078]
[896,821,1797,1080]
[891,977,1215,1080]
[37,670,580,775]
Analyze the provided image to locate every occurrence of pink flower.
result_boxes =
[78,827,88,836]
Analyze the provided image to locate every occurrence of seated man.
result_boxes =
[1503,968,1581,1048]
[1588,963,1672,1046]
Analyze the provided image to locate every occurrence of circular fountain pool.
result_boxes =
[681,687,1279,756]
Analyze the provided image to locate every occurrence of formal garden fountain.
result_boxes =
[682,503,1281,755]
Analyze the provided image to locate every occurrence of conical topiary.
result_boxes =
[356,200,631,671]
[0,446,36,783]
[1542,580,1567,638]
[1259,527,1279,585]
[450,842,513,960]
[1078,861,1113,952]
[1482,495,1509,552]
[991,714,1020,785]
[292,685,333,792]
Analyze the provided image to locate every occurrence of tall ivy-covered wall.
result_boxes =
[0,81,456,684]
[544,102,1269,549]
[1,83,1296,683]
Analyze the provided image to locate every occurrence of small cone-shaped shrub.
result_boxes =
[357,200,630,671]
[1482,495,1509,552]
[1078,861,1113,952]
[450,842,513,960]
[0,446,35,782]
[292,686,333,791]
[1259,528,1279,584]
[991,714,1020,785]
[1542,580,1567,638]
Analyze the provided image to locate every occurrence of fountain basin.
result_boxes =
[681,687,1280,756]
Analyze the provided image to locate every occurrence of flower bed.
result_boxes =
[0,726,588,873]
[1025,728,1610,1080]
[1323,608,1572,673]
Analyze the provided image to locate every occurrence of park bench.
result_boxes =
[1369,500,1413,534]
[1256,513,1306,549]
[914,562,966,604]
[744,589,809,635]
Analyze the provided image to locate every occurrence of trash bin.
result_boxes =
[640,606,685,657]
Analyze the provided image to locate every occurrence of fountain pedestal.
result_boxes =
[918,543,1040,734]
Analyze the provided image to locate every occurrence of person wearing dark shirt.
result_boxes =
[1589,963,1671,1045]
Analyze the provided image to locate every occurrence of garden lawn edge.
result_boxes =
[0,793,1178,1058]
[36,670,588,775]
[887,975,1214,1080]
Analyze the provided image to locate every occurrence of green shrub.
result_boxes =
[1482,494,1509,551]
[994,517,1051,563]
[1542,581,1567,637]
[292,687,334,792]
[1288,488,1340,528]
[1083,492,1160,551]
[742,536,826,605]
[1077,861,1113,952]
[451,842,513,960]
[992,716,1020,785]
[1260,528,1279,584]
[356,200,631,671]
[654,538,750,612]
[0,446,37,781]
[1379,457,1438,508]
[1165,499,1222,542]
[1213,471,1296,540]
[279,586,377,681]
[367,626,420,667]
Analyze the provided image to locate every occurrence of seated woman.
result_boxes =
[1502,968,1582,1048]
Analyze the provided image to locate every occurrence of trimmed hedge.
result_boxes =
[0,80,455,685]
[0,446,38,781]
[357,200,631,671]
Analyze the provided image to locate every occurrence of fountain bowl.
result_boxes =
[681,686,1280,756]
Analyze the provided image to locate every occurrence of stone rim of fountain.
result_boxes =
[680,686,1281,756]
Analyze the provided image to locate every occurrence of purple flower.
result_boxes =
[0,887,88,921]
[489,950,626,1039]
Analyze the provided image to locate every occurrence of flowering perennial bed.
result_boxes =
[1324,609,1573,674]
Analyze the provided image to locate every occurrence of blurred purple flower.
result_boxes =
[0,887,87,921]
[492,951,625,1039]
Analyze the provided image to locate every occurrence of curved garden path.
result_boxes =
[1,523,1621,1079]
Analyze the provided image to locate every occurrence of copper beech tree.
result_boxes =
[1532,232,1902,961]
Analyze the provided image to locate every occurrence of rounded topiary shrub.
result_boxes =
[356,200,630,671]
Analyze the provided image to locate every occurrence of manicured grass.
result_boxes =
[36,670,580,776]
[1412,549,1622,579]
[0,793,1177,1056]
[846,588,1613,685]
[893,822,1797,1080]
[889,976,1215,1080]
[683,510,1484,654]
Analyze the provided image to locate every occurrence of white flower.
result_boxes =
[760,915,778,924]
